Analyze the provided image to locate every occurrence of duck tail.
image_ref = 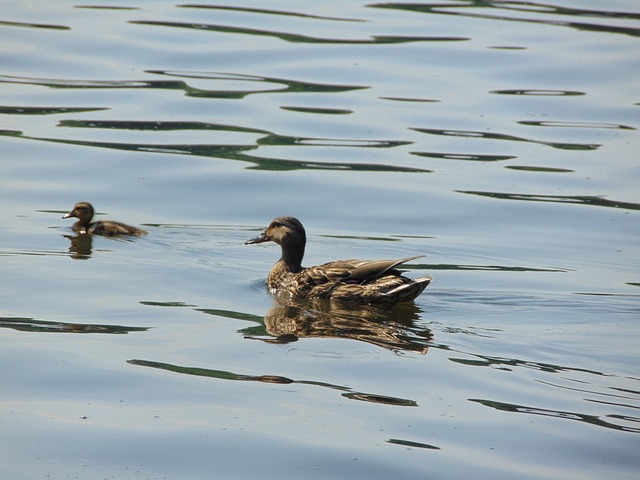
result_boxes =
[384,275,432,302]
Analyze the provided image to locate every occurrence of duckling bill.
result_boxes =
[246,216,431,304]
[63,201,147,236]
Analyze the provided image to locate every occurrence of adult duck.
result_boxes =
[63,201,147,236]
[246,216,431,304]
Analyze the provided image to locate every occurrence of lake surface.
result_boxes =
[1,1,639,478]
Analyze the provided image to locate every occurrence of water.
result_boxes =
[1,1,639,478]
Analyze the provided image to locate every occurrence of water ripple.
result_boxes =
[1,120,425,172]
[128,358,419,406]
[280,106,353,115]
[0,316,148,334]
[470,398,640,433]
[491,89,584,96]
[75,5,140,11]
[387,438,440,450]
[371,2,640,38]
[148,69,368,97]
[0,20,69,30]
[130,19,469,44]
[0,74,161,89]
[178,4,365,22]
[143,298,434,355]
[412,127,600,151]
[0,71,368,99]
[421,263,568,273]
[0,106,108,115]
[411,151,516,162]
[505,165,573,173]
[457,190,640,211]
[518,120,636,130]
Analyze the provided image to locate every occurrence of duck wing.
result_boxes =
[313,255,424,283]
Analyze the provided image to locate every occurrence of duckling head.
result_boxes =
[63,201,95,222]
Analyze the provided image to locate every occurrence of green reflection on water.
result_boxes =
[131,20,469,44]
[177,4,366,22]
[0,20,70,30]
[0,129,426,173]
[458,190,640,211]
[0,106,108,115]
[371,2,640,38]
[0,316,148,334]
[505,166,574,173]
[470,398,640,434]
[412,127,600,151]
[128,358,419,406]
[387,438,440,450]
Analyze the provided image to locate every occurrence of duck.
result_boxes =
[246,216,431,304]
[63,201,147,236]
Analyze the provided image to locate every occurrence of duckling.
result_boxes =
[246,216,431,304]
[63,201,147,236]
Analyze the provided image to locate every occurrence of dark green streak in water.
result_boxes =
[505,166,574,173]
[449,353,607,376]
[128,358,418,406]
[411,151,516,162]
[458,190,640,211]
[370,3,640,38]
[0,316,148,334]
[0,106,109,115]
[178,4,365,23]
[196,308,264,323]
[412,127,600,151]
[0,72,368,99]
[387,438,440,450]
[280,106,353,115]
[0,20,70,30]
[0,130,426,173]
[130,20,469,44]
[419,263,568,273]
[470,398,640,433]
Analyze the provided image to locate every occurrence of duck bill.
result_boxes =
[245,230,270,245]
[62,211,75,219]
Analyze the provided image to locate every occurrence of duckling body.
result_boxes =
[63,202,147,236]
[246,216,431,304]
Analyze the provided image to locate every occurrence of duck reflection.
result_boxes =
[64,233,93,259]
[255,297,433,354]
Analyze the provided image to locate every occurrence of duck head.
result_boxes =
[63,201,95,223]
[246,216,305,246]
[246,216,306,270]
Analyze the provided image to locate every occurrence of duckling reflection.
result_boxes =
[64,233,93,259]
[255,298,433,354]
